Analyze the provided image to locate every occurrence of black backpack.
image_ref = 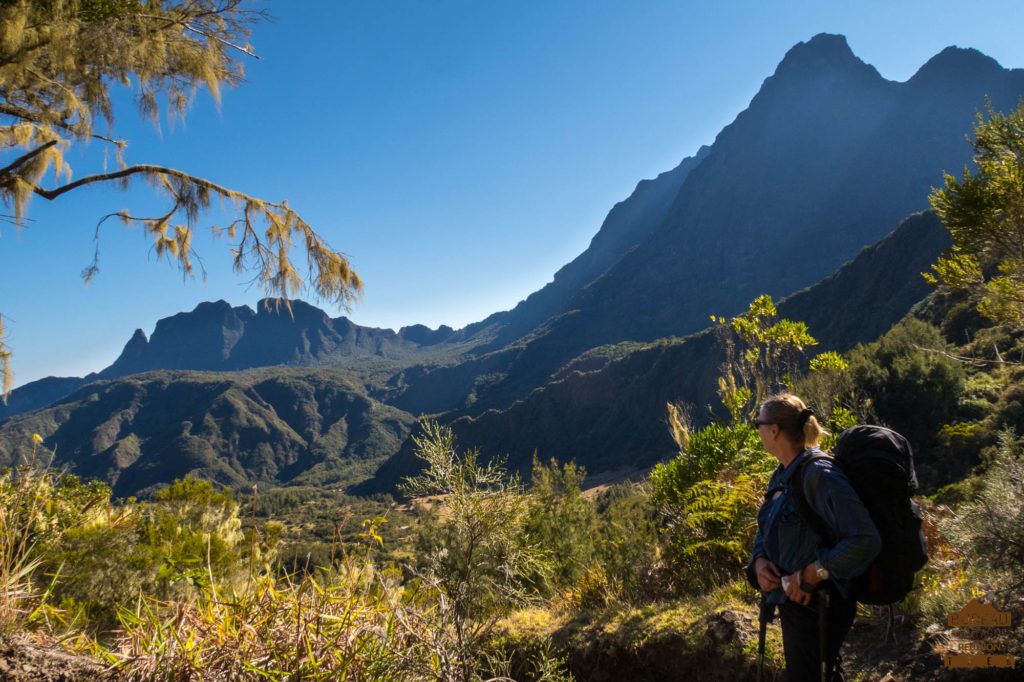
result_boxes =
[791,425,928,605]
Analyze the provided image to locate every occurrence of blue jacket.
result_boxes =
[750,448,881,602]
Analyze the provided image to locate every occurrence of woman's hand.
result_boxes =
[782,564,821,605]
[754,557,782,592]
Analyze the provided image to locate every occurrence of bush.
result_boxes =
[0,465,111,633]
[401,421,549,681]
[525,457,597,589]
[943,430,1024,591]
[650,420,773,593]
[589,483,661,604]
[848,318,965,486]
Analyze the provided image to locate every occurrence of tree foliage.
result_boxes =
[0,0,363,400]
[401,422,547,682]
[847,318,964,470]
[524,456,597,589]
[712,294,818,422]
[928,101,1024,328]
[944,430,1024,591]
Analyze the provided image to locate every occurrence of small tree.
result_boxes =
[927,101,1024,329]
[651,295,819,591]
[400,422,546,682]
[0,1,363,400]
[524,456,597,588]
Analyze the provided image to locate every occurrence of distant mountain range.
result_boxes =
[0,299,457,421]
[2,34,1019,496]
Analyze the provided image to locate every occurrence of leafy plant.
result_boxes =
[928,101,1024,329]
[651,418,772,592]
[401,421,549,682]
[524,457,597,589]
[943,429,1024,591]
[712,294,818,420]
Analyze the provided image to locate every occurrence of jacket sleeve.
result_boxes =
[802,460,881,578]
[747,528,767,588]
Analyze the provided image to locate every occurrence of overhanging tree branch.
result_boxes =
[0,140,58,180]
[31,163,236,202]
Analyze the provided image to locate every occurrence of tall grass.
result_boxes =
[0,461,81,634]
[112,568,410,680]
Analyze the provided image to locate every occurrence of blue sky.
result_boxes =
[3,0,1024,387]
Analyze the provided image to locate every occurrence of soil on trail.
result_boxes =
[0,633,106,682]
[832,601,1023,682]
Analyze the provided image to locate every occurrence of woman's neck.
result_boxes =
[776,444,805,469]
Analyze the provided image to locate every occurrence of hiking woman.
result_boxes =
[749,393,881,682]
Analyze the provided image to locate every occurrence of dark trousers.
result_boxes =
[778,587,857,682]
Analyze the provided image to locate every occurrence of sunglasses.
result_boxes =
[751,419,775,428]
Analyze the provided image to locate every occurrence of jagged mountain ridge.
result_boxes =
[104,298,454,376]
[2,35,1015,498]
[9,36,1015,426]
[0,299,456,421]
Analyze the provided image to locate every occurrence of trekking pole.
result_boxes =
[757,593,770,682]
[818,588,830,682]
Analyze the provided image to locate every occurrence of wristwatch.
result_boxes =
[814,560,830,581]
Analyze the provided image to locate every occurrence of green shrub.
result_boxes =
[525,457,597,589]
[402,421,549,681]
[650,420,773,593]
[0,465,111,633]
[848,318,965,486]
[591,483,661,603]
[943,430,1024,591]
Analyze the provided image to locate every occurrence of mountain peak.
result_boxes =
[909,46,1003,85]
[757,33,883,95]
[776,33,860,71]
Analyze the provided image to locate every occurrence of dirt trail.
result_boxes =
[0,633,106,682]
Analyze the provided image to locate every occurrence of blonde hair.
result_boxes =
[759,393,827,448]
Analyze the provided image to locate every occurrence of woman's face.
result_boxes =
[755,407,781,456]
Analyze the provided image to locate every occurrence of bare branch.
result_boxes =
[140,14,263,60]
[911,343,1022,367]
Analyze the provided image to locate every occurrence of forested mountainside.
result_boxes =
[364,210,949,492]
[379,34,1024,418]
[0,369,414,497]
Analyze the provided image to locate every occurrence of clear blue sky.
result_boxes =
[3,0,1024,387]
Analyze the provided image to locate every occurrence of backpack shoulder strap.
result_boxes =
[790,453,833,543]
